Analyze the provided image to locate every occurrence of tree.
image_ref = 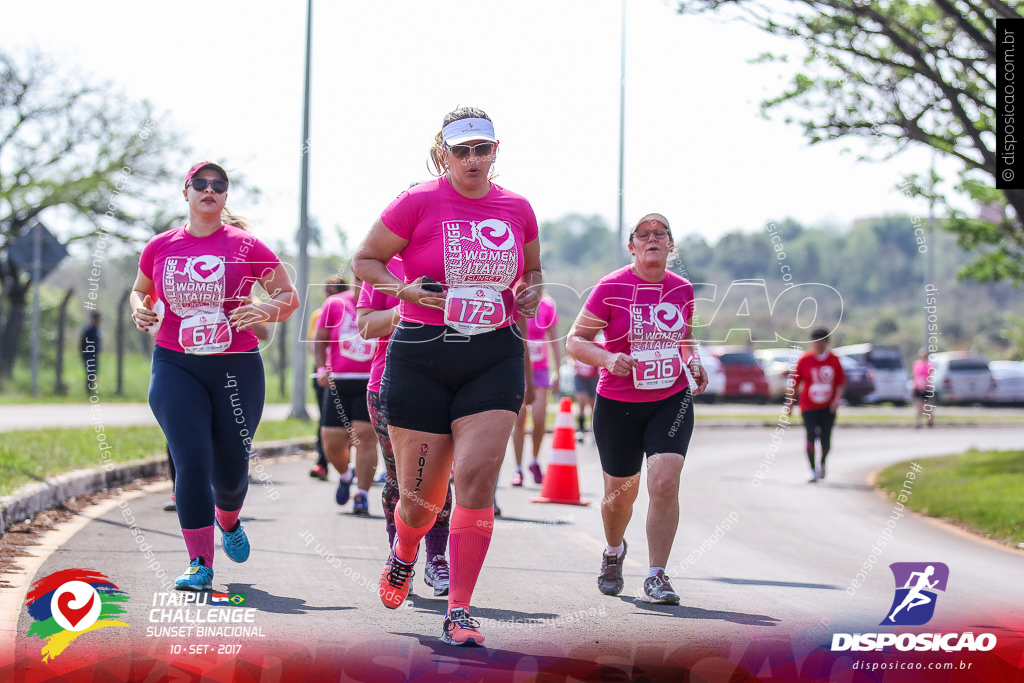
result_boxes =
[676,0,1024,282]
[0,49,185,378]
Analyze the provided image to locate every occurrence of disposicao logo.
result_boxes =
[25,568,130,661]
[831,562,996,653]
[883,562,948,626]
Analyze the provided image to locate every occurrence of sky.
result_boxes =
[2,0,956,257]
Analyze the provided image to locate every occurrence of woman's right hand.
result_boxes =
[400,278,446,310]
[316,369,332,388]
[605,352,638,377]
[132,294,158,332]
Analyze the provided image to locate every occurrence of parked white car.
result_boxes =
[988,360,1024,405]
[753,347,801,401]
[834,343,912,405]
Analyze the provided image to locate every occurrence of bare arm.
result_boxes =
[352,219,445,310]
[229,264,300,331]
[129,269,158,332]
[515,238,542,317]
[357,306,399,341]
[566,307,636,377]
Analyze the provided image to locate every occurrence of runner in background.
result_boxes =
[509,293,559,486]
[129,161,298,590]
[788,327,845,483]
[912,348,935,428]
[573,330,603,443]
[357,255,453,597]
[353,106,541,646]
[567,212,705,605]
[308,277,346,480]
[315,275,379,515]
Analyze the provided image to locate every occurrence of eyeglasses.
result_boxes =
[632,229,670,241]
[447,142,495,159]
[189,178,228,193]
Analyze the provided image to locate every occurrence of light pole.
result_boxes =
[290,0,313,420]
[616,0,627,262]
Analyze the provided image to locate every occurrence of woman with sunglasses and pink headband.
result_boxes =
[353,106,541,646]
[129,162,299,591]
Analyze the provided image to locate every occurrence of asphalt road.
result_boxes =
[5,424,1023,679]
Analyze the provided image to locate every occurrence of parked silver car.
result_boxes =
[930,352,994,405]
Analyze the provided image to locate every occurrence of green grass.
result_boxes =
[0,418,318,498]
[0,350,316,404]
[877,450,1024,546]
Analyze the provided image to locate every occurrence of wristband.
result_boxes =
[317,366,327,374]
[687,353,701,365]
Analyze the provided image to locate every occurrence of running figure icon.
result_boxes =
[887,565,939,622]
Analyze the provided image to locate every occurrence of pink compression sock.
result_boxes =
[181,526,215,570]
[394,509,435,564]
[215,507,240,532]
[448,505,494,612]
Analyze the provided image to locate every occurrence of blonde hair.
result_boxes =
[427,106,498,180]
[221,208,250,230]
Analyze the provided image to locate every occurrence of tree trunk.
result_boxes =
[53,287,74,395]
[0,267,31,380]
[116,289,129,396]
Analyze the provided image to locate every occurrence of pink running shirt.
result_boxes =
[317,290,374,378]
[526,298,559,370]
[139,224,281,354]
[913,359,934,391]
[357,257,404,393]
[380,177,539,330]
[581,266,695,402]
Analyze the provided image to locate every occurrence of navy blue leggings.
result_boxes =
[149,345,265,530]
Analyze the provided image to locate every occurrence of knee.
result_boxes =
[647,472,680,501]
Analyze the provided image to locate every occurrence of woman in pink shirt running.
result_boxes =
[567,213,707,605]
[129,162,298,591]
[353,107,541,646]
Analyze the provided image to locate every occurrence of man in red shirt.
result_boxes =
[789,328,845,483]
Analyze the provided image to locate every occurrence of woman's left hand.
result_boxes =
[229,296,271,331]
[515,286,540,318]
[689,360,708,396]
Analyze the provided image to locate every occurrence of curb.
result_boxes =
[0,437,316,536]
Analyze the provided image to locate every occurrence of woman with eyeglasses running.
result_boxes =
[566,213,707,605]
[129,162,299,591]
[353,106,541,646]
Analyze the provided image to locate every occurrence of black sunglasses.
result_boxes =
[189,178,228,193]
[447,142,495,159]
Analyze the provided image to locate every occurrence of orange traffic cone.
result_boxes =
[531,397,590,506]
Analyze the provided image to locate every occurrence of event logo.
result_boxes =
[471,219,515,251]
[185,255,225,282]
[653,303,686,332]
[883,562,949,626]
[25,568,130,661]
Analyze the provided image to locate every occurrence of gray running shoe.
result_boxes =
[424,555,450,597]
[641,569,680,604]
[597,540,627,595]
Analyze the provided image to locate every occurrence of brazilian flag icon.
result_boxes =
[229,593,247,606]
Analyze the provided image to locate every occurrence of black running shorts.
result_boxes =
[593,387,694,478]
[381,323,525,435]
[801,407,836,448]
[320,377,371,428]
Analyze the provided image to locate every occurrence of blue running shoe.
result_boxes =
[216,520,250,563]
[352,492,369,515]
[336,470,354,505]
[175,557,213,591]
